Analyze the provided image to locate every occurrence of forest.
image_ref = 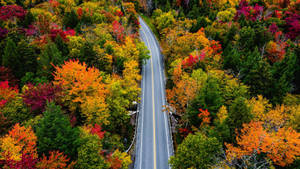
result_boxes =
[0,0,149,168]
[141,0,300,168]
[0,0,299,169]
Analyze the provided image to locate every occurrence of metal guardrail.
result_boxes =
[125,102,140,153]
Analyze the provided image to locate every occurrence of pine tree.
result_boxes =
[186,77,224,126]
[55,35,69,57]
[63,10,79,29]
[36,102,80,160]
[2,38,17,73]
[240,48,273,99]
[270,49,297,104]
[16,40,37,77]
[226,97,252,142]
[37,42,63,79]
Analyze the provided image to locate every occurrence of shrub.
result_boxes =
[22,83,62,113]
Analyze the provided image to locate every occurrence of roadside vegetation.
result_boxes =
[0,0,149,168]
[143,0,300,168]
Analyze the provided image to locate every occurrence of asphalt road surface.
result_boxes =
[134,17,173,169]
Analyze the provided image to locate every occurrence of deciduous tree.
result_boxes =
[53,60,109,124]
[226,121,300,167]
[0,123,37,161]
[169,133,221,169]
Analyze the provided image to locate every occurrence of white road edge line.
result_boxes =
[140,18,172,168]
[139,31,146,169]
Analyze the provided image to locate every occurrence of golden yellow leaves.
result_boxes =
[54,60,109,124]
[122,60,141,102]
[0,123,37,161]
[115,37,140,61]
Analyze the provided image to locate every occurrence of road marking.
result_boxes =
[140,25,157,169]
[139,55,145,169]
[141,19,171,168]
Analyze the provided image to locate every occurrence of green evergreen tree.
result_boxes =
[2,38,38,79]
[16,39,37,77]
[270,49,297,103]
[186,77,224,126]
[79,42,97,67]
[63,10,80,28]
[223,45,243,73]
[36,102,80,160]
[226,97,252,142]
[37,42,64,79]
[240,48,273,99]
[169,133,221,169]
[55,35,69,57]
[2,38,17,71]
[19,11,35,28]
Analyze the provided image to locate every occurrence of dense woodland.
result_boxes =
[0,0,149,168]
[0,0,299,169]
[141,0,300,168]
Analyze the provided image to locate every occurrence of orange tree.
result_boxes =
[226,121,300,167]
[53,59,109,125]
[0,123,37,161]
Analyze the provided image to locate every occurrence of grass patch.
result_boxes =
[140,14,160,40]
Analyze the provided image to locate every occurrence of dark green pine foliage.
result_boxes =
[36,102,80,160]
[55,35,69,57]
[186,77,224,126]
[79,42,97,68]
[37,42,64,79]
[226,97,252,142]
[294,46,300,94]
[223,44,243,73]
[240,48,273,99]
[2,38,37,79]
[18,11,35,28]
[238,26,256,51]
[16,40,38,76]
[63,10,80,29]
[2,37,17,70]
[270,49,297,104]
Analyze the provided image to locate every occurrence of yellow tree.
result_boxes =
[115,36,140,61]
[0,123,37,161]
[53,60,109,124]
[122,60,141,103]
[248,96,289,130]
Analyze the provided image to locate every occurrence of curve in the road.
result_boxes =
[134,17,173,169]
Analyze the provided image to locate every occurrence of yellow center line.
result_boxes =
[141,27,157,169]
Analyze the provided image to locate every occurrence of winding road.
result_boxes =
[134,17,173,169]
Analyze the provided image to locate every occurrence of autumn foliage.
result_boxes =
[112,20,125,43]
[36,151,76,169]
[0,1,138,168]
[0,81,18,108]
[198,108,211,126]
[53,60,109,124]
[226,121,300,167]
[0,123,37,161]
[0,5,26,21]
[22,83,62,112]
